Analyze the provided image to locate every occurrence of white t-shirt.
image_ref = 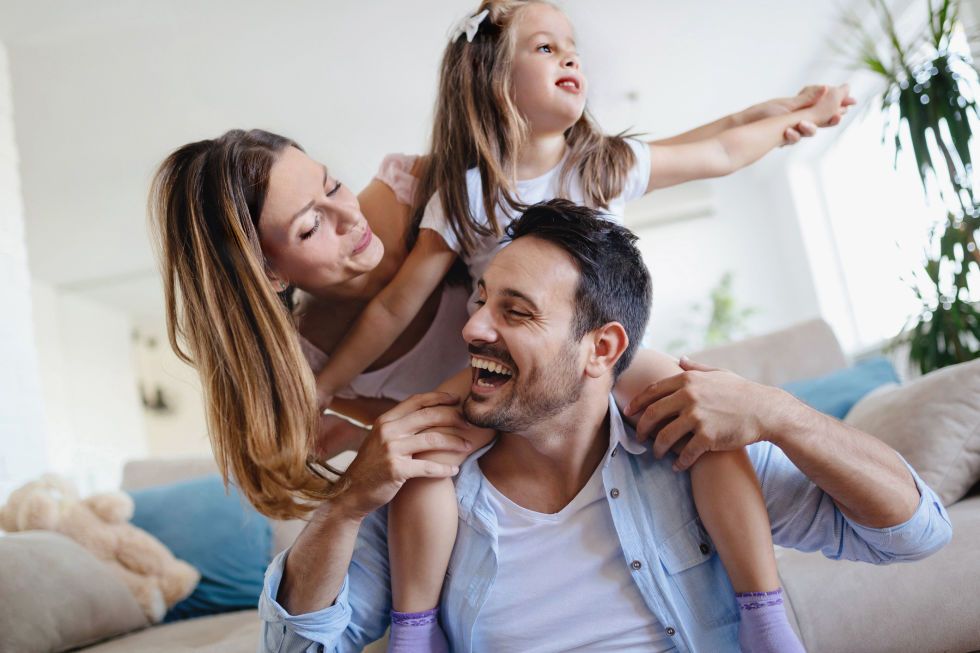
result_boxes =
[471,431,674,652]
[420,138,651,292]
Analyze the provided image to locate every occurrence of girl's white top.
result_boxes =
[420,137,651,295]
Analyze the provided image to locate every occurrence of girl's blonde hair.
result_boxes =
[148,129,343,520]
[410,0,638,255]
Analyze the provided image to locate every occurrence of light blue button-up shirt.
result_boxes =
[259,397,952,653]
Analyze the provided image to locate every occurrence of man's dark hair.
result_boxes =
[506,199,652,378]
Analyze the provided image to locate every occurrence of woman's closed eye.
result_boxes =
[300,216,321,241]
[326,180,342,197]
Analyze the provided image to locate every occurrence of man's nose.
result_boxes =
[462,302,496,345]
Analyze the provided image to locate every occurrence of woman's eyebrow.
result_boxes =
[290,166,330,223]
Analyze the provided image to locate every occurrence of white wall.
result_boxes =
[132,320,211,458]
[30,281,149,495]
[0,39,47,501]
[636,154,820,354]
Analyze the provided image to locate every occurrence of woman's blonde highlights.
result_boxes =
[149,130,341,520]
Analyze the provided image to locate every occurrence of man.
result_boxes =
[260,200,951,652]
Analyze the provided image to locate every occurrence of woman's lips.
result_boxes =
[353,225,373,254]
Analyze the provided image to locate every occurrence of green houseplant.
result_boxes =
[847,0,980,373]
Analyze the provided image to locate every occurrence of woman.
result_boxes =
[149,129,472,520]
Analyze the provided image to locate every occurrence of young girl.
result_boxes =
[317,2,853,652]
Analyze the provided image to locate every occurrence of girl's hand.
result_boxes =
[744,85,856,145]
[810,83,854,127]
[332,392,473,521]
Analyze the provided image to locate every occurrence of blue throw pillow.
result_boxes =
[127,474,272,622]
[780,356,899,419]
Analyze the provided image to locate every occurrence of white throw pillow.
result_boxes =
[844,358,980,506]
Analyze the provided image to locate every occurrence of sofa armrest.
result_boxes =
[688,318,848,386]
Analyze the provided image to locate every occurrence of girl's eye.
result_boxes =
[537,43,552,53]
[326,180,342,197]
[473,299,486,307]
[300,216,321,241]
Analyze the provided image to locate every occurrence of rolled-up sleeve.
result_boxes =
[258,550,354,652]
[257,509,393,653]
[748,441,952,562]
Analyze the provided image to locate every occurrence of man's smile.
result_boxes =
[470,355,514,393]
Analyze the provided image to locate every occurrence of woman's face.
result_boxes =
[258,147,383,293]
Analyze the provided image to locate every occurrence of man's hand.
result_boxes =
[333,392,473,521]
[625,358,796,471]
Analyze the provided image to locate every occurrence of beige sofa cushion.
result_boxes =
[844,358,980,506]
[689,318,848,386]
[0,531,148,653]
[776,495,980,653]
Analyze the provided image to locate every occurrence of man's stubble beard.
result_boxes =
[463,339,583,433]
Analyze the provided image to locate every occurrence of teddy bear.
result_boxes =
[0,473,200,623]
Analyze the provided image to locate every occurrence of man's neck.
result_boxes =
[478,384,612,514]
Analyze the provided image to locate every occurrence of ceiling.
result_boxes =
[1,0,870,322]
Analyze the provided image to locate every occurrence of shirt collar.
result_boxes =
[456,394,647,518]
[606,393,648,457]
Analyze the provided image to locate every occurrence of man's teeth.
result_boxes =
[470,356,513,376]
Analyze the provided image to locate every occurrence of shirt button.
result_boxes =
[700,543,710,555]
[318,645,325,653]
[665,626,676,637]
[611,448,618,457]
[610,488,620,499]
[630,560,642,570]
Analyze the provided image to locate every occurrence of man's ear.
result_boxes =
[584,322,629,379]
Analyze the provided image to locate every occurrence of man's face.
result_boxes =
[461,236,587,432]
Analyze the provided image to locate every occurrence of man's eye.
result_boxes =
[300,217,321,241]
[326,181,342,197]
[473,299,486,307]
[508,310,531,319]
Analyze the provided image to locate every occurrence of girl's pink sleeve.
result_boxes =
[373,153,420,206]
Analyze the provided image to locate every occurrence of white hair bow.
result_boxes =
[452,9,490,43]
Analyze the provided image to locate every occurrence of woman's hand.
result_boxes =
[332,391,473,521]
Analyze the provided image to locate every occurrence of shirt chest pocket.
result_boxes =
[658,517,738,628]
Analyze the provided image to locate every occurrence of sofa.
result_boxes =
[1,318,978,652]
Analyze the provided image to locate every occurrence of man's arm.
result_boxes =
[625,358,945,533]
[259,392,474,652]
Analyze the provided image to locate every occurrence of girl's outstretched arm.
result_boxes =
[314,229,457,405]
[651,84,855,147]
[644,84,852,192]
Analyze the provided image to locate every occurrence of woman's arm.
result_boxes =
[315,230,458,405]
[644,84,852,192]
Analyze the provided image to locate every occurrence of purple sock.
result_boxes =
[735,589,806,653]
[387,607,449,653]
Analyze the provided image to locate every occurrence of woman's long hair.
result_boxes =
[149,129,342,520]
[409,0,638,254]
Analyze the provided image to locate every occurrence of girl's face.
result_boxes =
[258,147,383,293]
[510,3,586,135]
